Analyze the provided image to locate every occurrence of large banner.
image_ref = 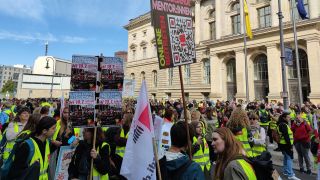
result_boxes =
[97,91,122,126]
[151,0,196,69]
[101,57,124,91]
[69,91,95,127]
[54,146,76,180]
[122,79,136,97]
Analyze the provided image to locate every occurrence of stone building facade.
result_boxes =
[125,0,320,104]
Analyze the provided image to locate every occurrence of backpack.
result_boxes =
[205,119,215,142]
[272,123,283,144]
[259,110,269,124]
[159,156,193,180]
[1,138,35,180]
[311,134,319,156]
[233,151,274,180]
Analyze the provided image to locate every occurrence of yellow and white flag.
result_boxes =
[243,0,253,39]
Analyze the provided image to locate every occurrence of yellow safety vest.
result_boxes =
[40,102,51,107]
[278,124,293,145]
[11,105,16,117]
[235,128,253,157]
[258,110,270,126]
[269,119,277,130]
[301,113,312,126]
[192,136,211,171]
[93,142,110,180]
[289,109,296,120]
[115,128,128,158]
[237,159,257,180]
[251,128,266,157]
[102,127,109,132]
[3,122,19,161]
[52,120,62,141]
[74,128,81,138]
[29,138,50,180]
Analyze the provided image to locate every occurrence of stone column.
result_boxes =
[271,0,279,27]
[235,49,247,100]
[307,39,320,103]
[210,53,222,100]
[195,0,201,44]
[309,0,320,19]
[215,0,222,39]
[266,44,283,101]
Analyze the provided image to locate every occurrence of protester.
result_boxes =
[40,106,50,118]
[159,121,204,179]
[248,113,266,157]
[291,113,312,174]
[212,127,257,180]
[8,116,56,179]
[277,112,300,180]
[203,107,217,162]
[17,113,41,140]
[68,128,110,180]
[191,121,211,178]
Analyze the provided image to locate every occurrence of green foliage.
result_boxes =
[1,80,15,93]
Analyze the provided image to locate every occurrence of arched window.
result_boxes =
[288,49,309,79]
[130,73,135,80]
[227,59,236,82]
[231,2,241,34]
[254,54,268,80]
[203,59,210,84]
[232,2,240,12]
[152,70,157,87]
[208,9,216,40]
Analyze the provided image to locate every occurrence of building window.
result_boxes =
[209,21,216,40]
[258,6,271,28]
[227,59,236,82]
[291,0,309,21]
[203,59,211,84]
[184,64,191,85]
[130,73,135,80]
[143,47,147,59]
[132,50,136,60]
[141,71,145,82]
[152,70,157,87]
[231,2,241,34]
[168,68,173,86]
[209,9,215,19]
[288,49,309,79]
[254,54,269,80]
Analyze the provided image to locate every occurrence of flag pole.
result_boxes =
[289,0,303,106]
[152,138,162,180]
[90,127,97,180]
[242,0,250,103]
[178,66,192,159]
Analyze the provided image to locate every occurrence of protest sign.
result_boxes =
[97,91,122,126]
[101,57,124,91]
[71,55,98,91]
[69,91,95,127]
[151,0,196,69]
[122,79,136,97]
[54,146,76,180]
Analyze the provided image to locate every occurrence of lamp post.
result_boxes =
[45,57,55,99]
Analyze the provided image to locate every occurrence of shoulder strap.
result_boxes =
[25,139,35,164]
[172,160,193,179]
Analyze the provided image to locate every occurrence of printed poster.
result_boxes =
[100,57,124,91]
[69,91,95,127]
[54,146,76,180]
[97,91,122,126]
[151,0,196,69]
[71,55,98,91]
[122,79,136,97]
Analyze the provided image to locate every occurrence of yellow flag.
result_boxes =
[244,0,253,39]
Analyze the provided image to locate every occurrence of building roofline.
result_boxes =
[124,12,151,30]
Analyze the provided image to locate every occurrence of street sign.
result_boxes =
[285,47,293,66]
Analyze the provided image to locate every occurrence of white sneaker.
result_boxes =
[268,144,275,148]
[288,176,300,180]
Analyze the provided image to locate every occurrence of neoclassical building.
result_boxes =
[124,0,320,104]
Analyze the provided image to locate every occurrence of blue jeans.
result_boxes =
[282,151,295,177]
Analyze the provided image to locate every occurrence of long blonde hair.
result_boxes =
[213,127,244,180]
[226,107,250,132]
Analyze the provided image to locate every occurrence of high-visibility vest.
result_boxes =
[102,127,109,132]
[93,142,110,180]
[192,136,211,171]
[258,109,270,126]
[301,113,312,126]
[3,122,19,161]
[235,128,253,157]
[115,128,128,158]
[278,123,293,145]
[237,159,257,180]
[52,120,62,141]
[29,138,50,180]
[251,128,266,157]
[269,119,277,130]
[11,105,16,117]
[40,102,51,108]
[74,128,81,138]
[289,109,296,120]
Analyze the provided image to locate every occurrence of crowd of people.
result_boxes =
[0,97,319,180]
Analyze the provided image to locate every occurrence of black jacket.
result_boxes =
[277,119,293,158]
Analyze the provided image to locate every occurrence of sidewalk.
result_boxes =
[268,144,317,174]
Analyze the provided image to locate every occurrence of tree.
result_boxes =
[1,80,15,93]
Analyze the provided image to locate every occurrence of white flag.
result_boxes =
[120,81,156,180]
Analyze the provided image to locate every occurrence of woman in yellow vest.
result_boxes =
[3,106,30,162]
[191,121,211,179]
[226,107,253,157]
[248,113,266,157]
[8,116,57,179]
[69,128,110,180]
[212,127,257,180]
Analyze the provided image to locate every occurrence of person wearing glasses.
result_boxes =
[248,113,266,157]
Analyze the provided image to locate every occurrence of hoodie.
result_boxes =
[159,151,205,180]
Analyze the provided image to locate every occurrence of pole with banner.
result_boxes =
[150,0,195,158]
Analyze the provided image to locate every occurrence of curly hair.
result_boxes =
[226,107,250,131]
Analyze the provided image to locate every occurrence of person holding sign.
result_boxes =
[68,128,110,180]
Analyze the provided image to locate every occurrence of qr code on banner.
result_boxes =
[167,15,196,66]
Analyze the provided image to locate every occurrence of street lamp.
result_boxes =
[45,57,55,99]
